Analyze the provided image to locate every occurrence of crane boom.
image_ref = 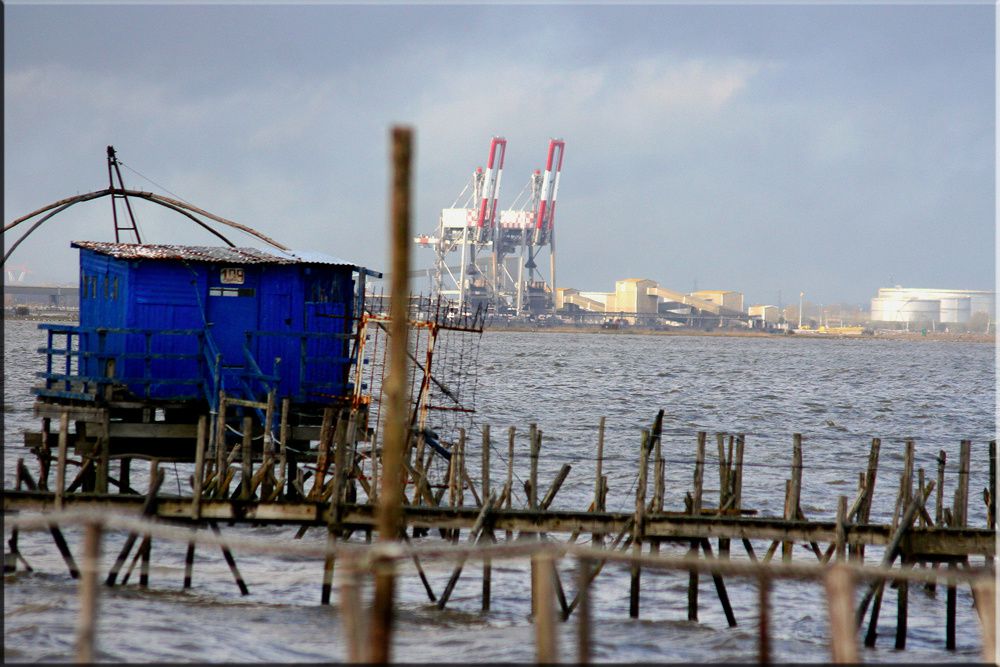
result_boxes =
[532,138,565,245]
[476,136,507,242]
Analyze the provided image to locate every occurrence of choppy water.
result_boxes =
[4,319,995,662]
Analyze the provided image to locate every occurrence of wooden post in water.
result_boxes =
[278,397,290,498]
[529,423,540,510]
[39,418,51,491]
[528,423,540,613]
[506,426,515,543]
[75,521,102,664]
[946,561,957,651]
[215,392,227,494]
[852,437,880,563]
[902,438,915,513]
[240,415,253,501]
[835,495,847,562]
[935,449,946,527]
[312,408,334,498]
[368,125,413,665]
[955,440,971,527]
[192,415,207,519]
[989,440,996,531]
[630,430,650,618]
[717,432,730,558]
[758,572,771,664]
[783,433,803,562]
[593,417,605,547]
[688,432,706,621]
[55,411,69,511]
[260,389,277,500]
[482,425,492,611]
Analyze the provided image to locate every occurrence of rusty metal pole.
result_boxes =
[368,126,413,665]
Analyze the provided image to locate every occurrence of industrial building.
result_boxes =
[869,287,995,326]
[748,304,781,324]
[558,279,746,326]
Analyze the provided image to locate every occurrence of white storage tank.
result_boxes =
[899,299,939,323]
[939,297,972,324]
[969,292,995,318]
[870,297,889,322]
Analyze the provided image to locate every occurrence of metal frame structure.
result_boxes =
[414,137,565,317]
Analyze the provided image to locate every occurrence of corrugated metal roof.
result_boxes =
[70,242,373,271]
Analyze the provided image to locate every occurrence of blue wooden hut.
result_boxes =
[36,242,380,412]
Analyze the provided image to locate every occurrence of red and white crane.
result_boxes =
[532,139,565,246]
[413,136,565,316]
[475,137,507,244]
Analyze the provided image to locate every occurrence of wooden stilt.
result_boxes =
[138,535,151,587]
[209,522,249,595]
[783,433,803,562]
[240,415,253,501]
[835,495,847,562]
[321,529,336,605]
[506,425,515,543]
[401,532,437,602]
[38,418,51,492]
[55,411,69,511]
[106,467,163,586]
[482,425,492,612]
[758,572,770,664]
[183,540,196,589]
[700,538,737,627]
[278,397,291,499]
[629,430,650,619]
[593,417,605,547]
[895,556,909,649]
[50,525,80,579]
[945,562,957,650]
[688,432,705,622]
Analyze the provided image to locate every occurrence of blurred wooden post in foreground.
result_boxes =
[75,521,102,664]
[368,125,413,665]
[824,563,858,663]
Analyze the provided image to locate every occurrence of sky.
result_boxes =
[4,2,995,308]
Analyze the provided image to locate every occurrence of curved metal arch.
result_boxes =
[4,187,289,266]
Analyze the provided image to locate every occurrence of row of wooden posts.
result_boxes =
[13,402,994,662]
[6,507,996,664]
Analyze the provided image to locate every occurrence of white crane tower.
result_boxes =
[414,137,565,317]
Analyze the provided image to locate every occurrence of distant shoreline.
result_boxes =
[6,314,992,343]
[484,324,995,343]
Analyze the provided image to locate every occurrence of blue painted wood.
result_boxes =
[47,247,360,406]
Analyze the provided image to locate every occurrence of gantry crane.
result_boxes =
[414,137,565,317]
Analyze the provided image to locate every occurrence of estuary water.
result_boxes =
[3,319,995,663]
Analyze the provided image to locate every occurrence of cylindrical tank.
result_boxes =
[870,297,888,322]
[898,299,939,323]
[969,293,995,319]
[939,297,972,324]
